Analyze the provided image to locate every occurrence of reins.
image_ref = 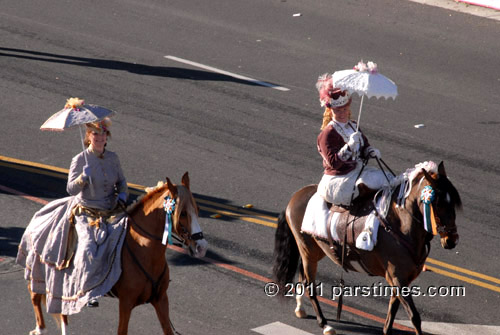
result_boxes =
[370,166,444,267]
[123,236,168,303]
[119,201,163,241]
[372,200,430,267]
[336,157,433,320]
[115,201,169,304]
[376,157,396,180]
[116,200,205,291]
[336,156,396,320]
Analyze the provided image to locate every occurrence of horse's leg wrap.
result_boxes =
[323,325,337,335]
[29,326,47,335]
[295,294,307,318]
[61,318,68,335]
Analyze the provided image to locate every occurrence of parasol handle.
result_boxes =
[79,126,95,196]
[356,95,364,132]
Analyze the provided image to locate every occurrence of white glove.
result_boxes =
[367,147,381,159]
[347,131,361,153]
[338,144,352,161]
[81,164,92,182]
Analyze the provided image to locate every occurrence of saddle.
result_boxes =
[328,199,374,246]
[301,188,381,273]
[326,198,378,274]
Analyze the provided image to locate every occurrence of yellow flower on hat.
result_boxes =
[64,97,85,109]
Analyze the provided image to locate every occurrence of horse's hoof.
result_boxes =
[323,325,336,335]
[295,306,307,319]
[29,327,47,335]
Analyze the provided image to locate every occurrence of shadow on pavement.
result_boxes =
[0,158,278,263]
[0,47,271,88]
[0,227,25,258]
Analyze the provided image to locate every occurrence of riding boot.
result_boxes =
[87,298,99,307]
[329,242,344,267]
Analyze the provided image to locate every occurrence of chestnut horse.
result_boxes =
[273,162,461,335]
[27,172,208,335]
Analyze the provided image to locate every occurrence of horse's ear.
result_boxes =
[181,172,190,190]
[165,177,178,198]
[421,168,437,187]
[438,161,447,177]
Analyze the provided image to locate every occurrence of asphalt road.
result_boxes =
[1,0,499,334]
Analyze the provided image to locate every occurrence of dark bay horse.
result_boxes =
[273,162,461,335]
[27,172,208,335]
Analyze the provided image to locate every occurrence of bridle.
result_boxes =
[372,176,456,266]
[404,182,457,239]
[118,198,204,246]
[171,225,205,246]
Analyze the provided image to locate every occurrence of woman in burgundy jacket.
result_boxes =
[315,73,390,206]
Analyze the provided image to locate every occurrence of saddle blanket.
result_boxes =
[301,192,380,251]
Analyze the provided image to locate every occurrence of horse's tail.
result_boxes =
[272,210,300,295]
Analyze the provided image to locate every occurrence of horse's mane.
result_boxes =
[389,161,462,210]
[408,161,438,184]
[127,181,169,215]
[126,180,198,221]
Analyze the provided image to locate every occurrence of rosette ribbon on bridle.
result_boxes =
[420,185,438,235]
[162,196,176,245]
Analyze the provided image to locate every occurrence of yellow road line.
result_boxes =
[197,198,277,222]
[0,155,276,224]
[2,155,499,292]
[199,206,277,228]
[425,265,500,293]
[426,257,500,285]
[0,155,68,173]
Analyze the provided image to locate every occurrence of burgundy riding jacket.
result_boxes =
[317,122,370,176]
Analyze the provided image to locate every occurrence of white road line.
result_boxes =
[396,320,500,335]
[251,322,314,335]
[164,55,290,91]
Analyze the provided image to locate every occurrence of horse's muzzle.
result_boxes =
[441,234,459,249]
[189,239,208,258]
